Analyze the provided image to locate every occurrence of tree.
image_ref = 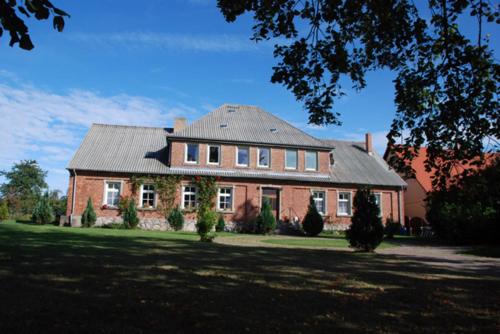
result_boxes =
[32,191,54,225]
[168,206,184,231]
[0,160,47,216]
[196,209,217,242]
[0,0,69,50]
[217,1,499,188]
[346,188,384,252]
[0,201,9,221]
[256,199,276,234]
[216,213,225,232]
[81,197,97,228]
[302,195,324,236]
[123,198,139,229]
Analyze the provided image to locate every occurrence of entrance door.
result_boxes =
[262,188,280,221]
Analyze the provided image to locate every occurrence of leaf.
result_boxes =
[19,34,34,50]
[53,8,70,17]
[18,6,31,17]
[53,16,64,32]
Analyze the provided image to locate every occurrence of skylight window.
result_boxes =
[270,128,278,133]
[227,108,236,113]
[220,124,228,128]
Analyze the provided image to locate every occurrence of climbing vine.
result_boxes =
[129,175,181,216]
[192,175,219,215]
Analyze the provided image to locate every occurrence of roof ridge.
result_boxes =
[91,123,170,130]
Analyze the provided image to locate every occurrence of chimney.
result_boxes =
[365,133,373,155]
[173,117,187,133]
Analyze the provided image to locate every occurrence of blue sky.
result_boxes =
[0,0,496,194]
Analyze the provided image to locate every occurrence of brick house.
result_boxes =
[66,104,406,231]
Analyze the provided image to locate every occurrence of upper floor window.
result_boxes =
[182,185,197,209]
[258,147,270,168]
[141,184,156,208]
[217,187,233,211]
[285,149,298,169]
[337,191,352,216]
[305,151,318,171]
[105,181,121,207]
[374,193,382,217]
[236,146,249,166]
[207,145,220,165]
[185,143,199,163]
[312,190,326,215]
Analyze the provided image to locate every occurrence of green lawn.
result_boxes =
[261,235,398,249]
[0,220,499,333]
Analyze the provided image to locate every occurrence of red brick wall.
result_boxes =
[67,171,403,228]
[170,141,330,173]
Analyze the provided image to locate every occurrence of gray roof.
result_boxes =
[67,124,172,174]
[169,104,331,150]
[68,111,406,188]
[322,140,406,187]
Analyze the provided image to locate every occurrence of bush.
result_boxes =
[256,199,276,234]
[384,218,401,239]
[31,192,54,225]
[302,195,324,236]
[346,188,384,252]
[196,209,217,242]
[216,214,225,232]
[168,206,184,231]
[122,198,139,229]
[81,197,97,228]
[0,201,9,221]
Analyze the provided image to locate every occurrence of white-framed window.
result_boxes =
[104,181,121,207]
[285,149,298,169]
[257,147,270,167]
[236,146,249,166]
[374,193,382,217]
[185,143,199,163]
[207,145,221,165]
[182,185,197,209]
[312,190,326,215]
[217,187,233,211]
[141,184,156,208]
[337,191,352,216]
[305,151,318,171]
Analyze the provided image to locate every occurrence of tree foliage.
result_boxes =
[168,206,184,231]
[216,214,225,232]
[0,160,47,216]
[81,197,97,228]
[426,157,500,244]
[122,198,139,229]
[256,199,276,234]
[302,195,324,236]
[217,0,499,188]
[196,209,217,242]
[0,0,69,50]
[31,191,54,225]
[346,188,384,252]
[0,200,9,220]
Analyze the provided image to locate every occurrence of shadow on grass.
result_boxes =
[0,222,499,333]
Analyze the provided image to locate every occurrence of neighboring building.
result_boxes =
[66,104,406,231]
[383,146,498,223]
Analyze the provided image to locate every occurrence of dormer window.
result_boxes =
[185,143,199,163]
[305,151,318,171]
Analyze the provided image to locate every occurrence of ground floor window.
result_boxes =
[105,181,121,207]
[141,184,156,208]
[218,187,233,211]
[312,190,326,215]
[374,193,382,217]
[182,185,197,209]
[337,191,352,216]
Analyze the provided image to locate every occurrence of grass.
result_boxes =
[261,235,399,249]
[461,246,500,259]
[1,220,499,333]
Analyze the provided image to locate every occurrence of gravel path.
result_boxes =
[216,235,500,275]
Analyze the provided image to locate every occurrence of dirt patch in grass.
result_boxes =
[0,221,499,333]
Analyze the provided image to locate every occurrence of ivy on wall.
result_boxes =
[130,175,182,217]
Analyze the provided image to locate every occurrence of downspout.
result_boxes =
[398,186,404,224]
[70,169,77,225]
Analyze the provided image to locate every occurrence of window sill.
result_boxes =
[336,214,352,218]
[217,210,234,214]
[235,164,250,168]
[138,207,157,211]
